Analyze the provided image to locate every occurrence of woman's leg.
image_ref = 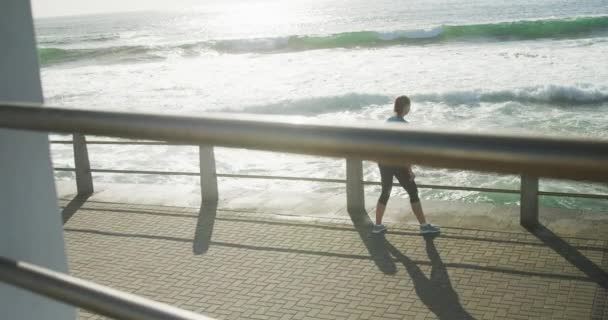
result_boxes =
[376,165,393,225]
[394,169,427,224]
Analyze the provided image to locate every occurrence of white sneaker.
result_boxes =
[372,224,387,234]
[420,224,440,234]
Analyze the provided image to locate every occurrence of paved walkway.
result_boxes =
[59,191,607,320]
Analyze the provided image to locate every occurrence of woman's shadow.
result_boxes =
[384,233,475,320]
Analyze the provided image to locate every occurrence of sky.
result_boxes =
[31,0,231,17]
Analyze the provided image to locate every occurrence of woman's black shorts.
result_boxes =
[377,164,420,205]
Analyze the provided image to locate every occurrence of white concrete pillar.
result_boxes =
[199,146,218,203]
[73,134,94,196]
[520,175,539,228]
[346,159,365,213]
[0,1,75,319]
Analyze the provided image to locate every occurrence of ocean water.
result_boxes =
[36,0,608,211]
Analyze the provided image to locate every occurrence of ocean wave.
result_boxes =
[414,85,608,105]
[38,34,120,46]
[223,86,608,116]
[39,16,608,65]
[38,46,164,66]
[207,15,608,53]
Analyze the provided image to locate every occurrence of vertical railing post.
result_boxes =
[199,146,218,203]
[346,159,365,213]
[520,174,539,227]
[73,134,93,196]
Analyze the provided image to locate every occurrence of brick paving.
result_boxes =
[60,199,607,320]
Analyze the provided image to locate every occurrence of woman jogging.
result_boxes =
[373,95,440,235]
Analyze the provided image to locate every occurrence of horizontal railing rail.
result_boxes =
[0,256,214,320]
[537,190,608,199]
[52,166,608,200]
[55,167,201,177]
[50,140,182,145]
[3,102,608,181]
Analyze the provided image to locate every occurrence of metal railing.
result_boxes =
[50,139,608,200]
[0,256,214,320]
[3,102,608,227]
[50,135,608,228]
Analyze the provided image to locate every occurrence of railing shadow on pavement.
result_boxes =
[524,224,608,289]
[60,201,608,253]
[61,227,599,283]
[346,207,397,275]
[193,202,218,255]
[385,234,476,320]
[61,194,91,224]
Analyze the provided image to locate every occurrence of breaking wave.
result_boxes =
[211,16,608,53]
[38,46,165,66]
[39,16,608,65]
[415,84,608,105]
[226,85,608,116]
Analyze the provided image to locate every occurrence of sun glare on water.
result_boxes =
[194,1,298,37]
